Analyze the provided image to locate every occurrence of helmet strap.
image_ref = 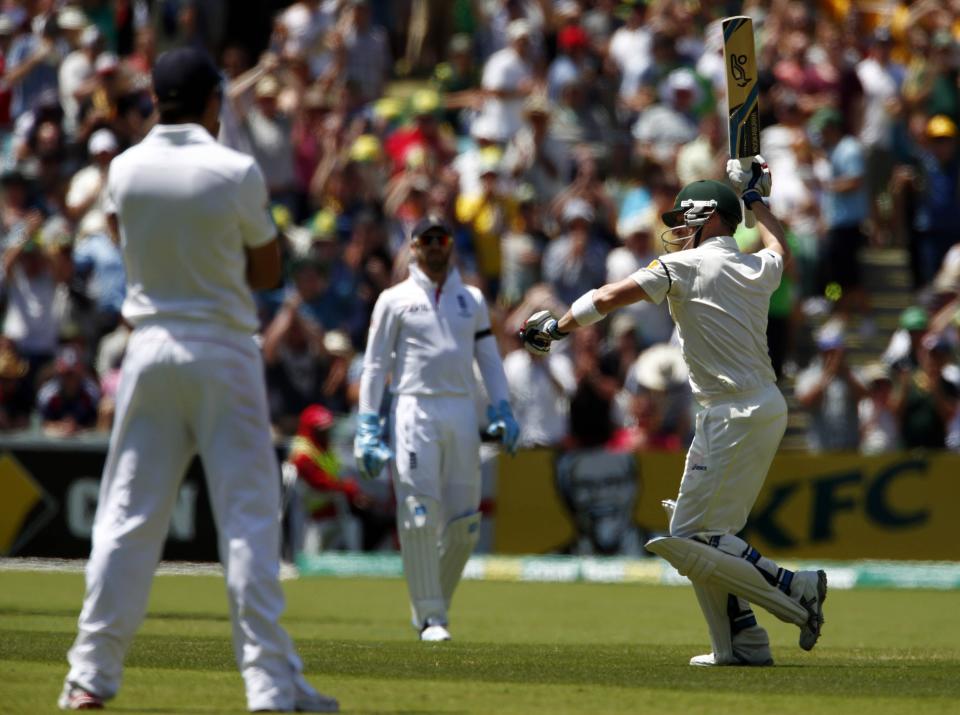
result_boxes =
[693,225,704,249]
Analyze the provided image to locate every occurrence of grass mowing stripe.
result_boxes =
[4,628,958,700]
[4,571,960,714]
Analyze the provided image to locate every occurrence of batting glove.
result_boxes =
[726,154,772,206]
[486,400,520,455]
[353,412,393,480]
[519,310,568,355]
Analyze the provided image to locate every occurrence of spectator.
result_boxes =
[895,115,960,287]
[809,107,872,331]
[0,341,33,430]
[858,362,899,454]
[551,77,614,157]
[606,2,649,80]
[856,28,903,243]
[232,74,297,207]
[631,68,701,166]
[568,325,621,449]
[341,0,390,103]
[5,12,68,122]
[58,17,98,138]
[477,18,534,141]
[547,23,593,102]
[795,323,865,452]
[285,403,367,553]
[502,94,570,203]
[498,185,547,307]
[455,154,519,296]
[893,332,959,449]
[0,14,18,132]
[317,329,354,415]
[66,128,116,240]
[383,88,456,174]
[606,207,672,347]
[36,345,100,436]
[2,212,69,376]
[262,290,326,435]
[503,344,576,448]
[542,199,607,307]
[617,343,690,453]
[883,305,930,371]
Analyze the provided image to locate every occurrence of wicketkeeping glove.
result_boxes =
[519,310,567,355]
[486,399,520,455]
[353,412,393,480]
[726,154,771,208]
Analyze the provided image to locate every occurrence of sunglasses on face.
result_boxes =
[416,231,452,247]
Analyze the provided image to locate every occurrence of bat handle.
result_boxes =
[739,157,757,228]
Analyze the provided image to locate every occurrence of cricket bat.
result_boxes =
[722,15,760,227]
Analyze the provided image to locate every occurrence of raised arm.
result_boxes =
[751,198,791,266]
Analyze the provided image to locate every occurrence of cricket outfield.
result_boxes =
[1,568,958,714]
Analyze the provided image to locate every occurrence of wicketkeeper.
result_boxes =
[520,158,827,666]
[355,216,519,641]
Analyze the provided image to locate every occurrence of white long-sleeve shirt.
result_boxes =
[359,264,510,414]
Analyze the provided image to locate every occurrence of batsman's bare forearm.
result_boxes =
[753,201,791,264]
[556,278,650,333]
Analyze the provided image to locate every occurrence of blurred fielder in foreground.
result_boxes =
[521,158,827,666]
[59,48,338,712]
[355,216,518,641]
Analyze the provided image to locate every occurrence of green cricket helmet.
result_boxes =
[661,179,742,228]
[659,179,743,253]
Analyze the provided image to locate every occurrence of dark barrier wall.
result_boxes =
[5,438,960,562]
[1,438,223,561]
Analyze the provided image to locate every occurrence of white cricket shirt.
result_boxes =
[105,124,275,334]
[359,264,509,413]
[630,235,782,403]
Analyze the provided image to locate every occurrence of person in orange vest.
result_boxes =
[286,404,368,553]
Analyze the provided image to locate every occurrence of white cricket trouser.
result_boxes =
[65,323,314,711]
[391,394,481,513]
[391,394,481,627]
[670,383,787,538]
[669,383,787,662]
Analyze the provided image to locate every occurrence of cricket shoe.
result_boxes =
[419,619,451,642]
[794,569,828,651]
[58,683,104,710]
[689,652,773,667]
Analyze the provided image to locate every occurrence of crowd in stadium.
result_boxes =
[0,0,957,457]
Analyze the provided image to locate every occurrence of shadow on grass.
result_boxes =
[0,606,375,627]
[5,629,959,702]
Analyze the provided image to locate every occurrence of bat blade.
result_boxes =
[722,16,760,159]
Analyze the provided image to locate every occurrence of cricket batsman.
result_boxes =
[354,216,519,641]
[520,158,827,666]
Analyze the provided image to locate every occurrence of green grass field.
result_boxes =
[2,569,959,714]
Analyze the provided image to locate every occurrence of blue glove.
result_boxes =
[353,413,393,480]
[486,400,520,455]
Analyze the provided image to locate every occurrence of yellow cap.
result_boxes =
[349,134,382,163]
[927,114,958,139]
[271,204,293,231]
[373,97,403,121]
[311,208,337,239]
[410,88,441,116]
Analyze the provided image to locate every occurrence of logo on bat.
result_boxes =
[730,53,751,87]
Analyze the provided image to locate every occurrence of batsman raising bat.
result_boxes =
[520,159,827,666]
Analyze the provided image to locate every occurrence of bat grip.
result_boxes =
[739,157,757,228]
